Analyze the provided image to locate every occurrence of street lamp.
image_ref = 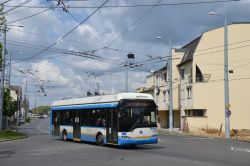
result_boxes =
[156,36,173,133]
[209,11,230,138]
[125,53,134,92]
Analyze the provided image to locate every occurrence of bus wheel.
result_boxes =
[96,133,104,145]
[62,130,67,141]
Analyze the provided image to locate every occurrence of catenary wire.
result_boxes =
[13,0,110,64]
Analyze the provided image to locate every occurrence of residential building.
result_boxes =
[137,50,184,129]
[139,23,250,132]
[9,85,23,121]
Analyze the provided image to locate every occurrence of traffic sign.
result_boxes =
[226,109,231,117]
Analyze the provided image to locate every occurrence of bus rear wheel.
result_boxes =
[62,131,67,141]
[96,133,104,145]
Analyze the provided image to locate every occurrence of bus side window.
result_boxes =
[80,109,88,126]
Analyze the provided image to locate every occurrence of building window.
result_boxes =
[187,86,192,99]
[163,91,166,102]
[156,75,160,87]
[180,68,185,80]
[167,90,170,100]
[163,73,167,82]
[185,109,206,117]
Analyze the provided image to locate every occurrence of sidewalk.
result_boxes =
[158,128,182,135]
[158,127,250,143]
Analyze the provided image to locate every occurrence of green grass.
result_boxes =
[0,129,27,141]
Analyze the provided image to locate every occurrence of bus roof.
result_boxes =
[51,93,154,107]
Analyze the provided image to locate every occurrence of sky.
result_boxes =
[1,0,250,108]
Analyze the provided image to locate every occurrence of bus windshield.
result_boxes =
[119,100,157,132]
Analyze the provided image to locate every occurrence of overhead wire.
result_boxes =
[107,0,162,47]
[3,0,241,9]
[13,0,110,64]
[7,39,122,65]
[3,0,33,14]
[6,6,30,16]
[8,27,103,48]
[0,0,12,5]
[67,11,105,46]
[7,8,52,24]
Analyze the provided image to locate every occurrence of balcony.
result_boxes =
[196,74,211,83]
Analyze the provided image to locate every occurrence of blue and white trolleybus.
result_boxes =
[51,93,158,146]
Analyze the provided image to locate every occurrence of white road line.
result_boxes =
[158,138,164,142]
[183,137,215,140]
[38,123,49,133]
[231,146,250,153]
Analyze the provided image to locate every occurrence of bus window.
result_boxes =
[119,101,157,132]
[61,111,72,125]
[96,110,106,127]
[80,109,89,126]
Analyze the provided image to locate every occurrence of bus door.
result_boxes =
[53,111,60,136]
[106,110,118,144]
[73,110,81,140]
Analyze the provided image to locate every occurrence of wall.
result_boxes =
[190,24,250,130]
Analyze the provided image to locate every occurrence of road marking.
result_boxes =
[158,138,164,142]
[231,146,250,153]
[183,137,214,140]
[38,123,49,133]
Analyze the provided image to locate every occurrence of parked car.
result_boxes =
[38,115,45,119]
[19,118,25,125]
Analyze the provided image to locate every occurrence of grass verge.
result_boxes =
[0,129,28,142]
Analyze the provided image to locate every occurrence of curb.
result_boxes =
[158,130,250,143]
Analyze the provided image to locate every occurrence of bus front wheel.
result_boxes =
[62,130,67,141]
[96,133,104,145]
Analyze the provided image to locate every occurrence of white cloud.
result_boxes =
[31,60,70,86]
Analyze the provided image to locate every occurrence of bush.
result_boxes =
[25,117,31,123]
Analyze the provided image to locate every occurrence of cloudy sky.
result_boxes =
[1,0,250,108]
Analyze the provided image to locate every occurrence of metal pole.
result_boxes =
[35,91,37,118]
[168,38,173,133]
[16,72,21,126]
[224,16,230,138]
[0,23,6,131]
[110,74,114,94]
[8,52,11,87]
[126,60,128,92]
[87,75,90,93]
[25,81,28,119]
[154,74,157,103]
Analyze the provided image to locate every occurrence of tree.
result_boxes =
[32,106,50,115]
[3,88,17,117]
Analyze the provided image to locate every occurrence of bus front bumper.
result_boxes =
[118,136,158,146]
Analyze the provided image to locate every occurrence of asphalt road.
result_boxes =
[0,118,249,166]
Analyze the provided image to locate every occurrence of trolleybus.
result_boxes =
[51,93,158,146]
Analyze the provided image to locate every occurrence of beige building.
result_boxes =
[139,23,250,132]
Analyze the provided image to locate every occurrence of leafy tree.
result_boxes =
[32,106,50,115]
[3,88,17,117]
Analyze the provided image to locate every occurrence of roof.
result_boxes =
[52,93,154,107]
[177,22,250,67]
[178,36,201,67]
